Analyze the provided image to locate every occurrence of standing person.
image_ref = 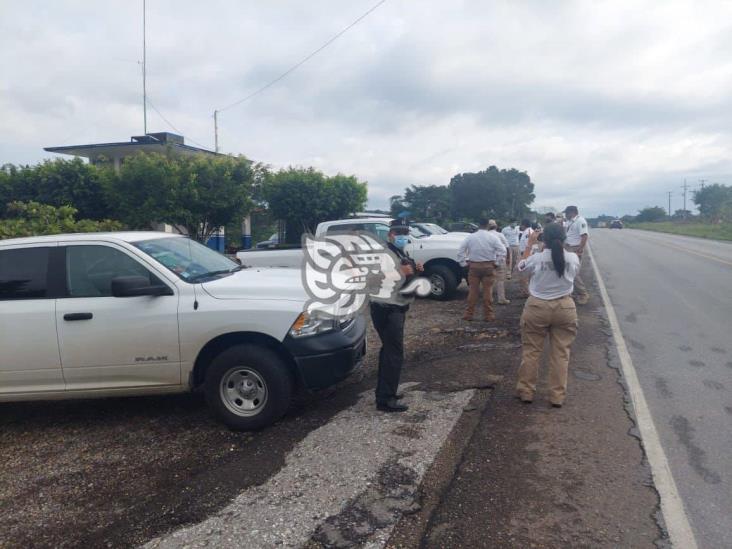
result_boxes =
[371,219,424,413]
[517,219,534,297]
[501,220,520,279]
[515,223,581,407]
[563,205,590,305]
[458,218,505,321]
[489,220,511,305]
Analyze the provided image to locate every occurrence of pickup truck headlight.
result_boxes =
[289,311,337,338]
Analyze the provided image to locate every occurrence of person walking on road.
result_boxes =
[515,223,581,407]
[371,219,423,413]
[563,205,590,305]
[458,218,506,321]
[489,220,511,305]
[501,220,520,279]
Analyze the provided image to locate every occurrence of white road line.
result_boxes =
[587,245,698,549]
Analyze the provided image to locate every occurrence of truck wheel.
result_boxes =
[204,344,293,431]
[425,265,457,300]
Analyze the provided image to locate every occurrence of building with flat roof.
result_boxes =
[45,132,218,172]
[43,132,242,251]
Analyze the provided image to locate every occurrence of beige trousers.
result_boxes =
[465,261,496,319]
[516,295,578,404]
[565,244,588,298]
[493,261,507,302]
[509,245,520,273]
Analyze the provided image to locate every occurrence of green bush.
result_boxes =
[0,201,122,240]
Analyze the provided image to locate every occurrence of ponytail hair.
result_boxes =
[542,223,566,276]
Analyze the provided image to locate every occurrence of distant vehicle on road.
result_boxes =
[0,233,365,430]
[610,219,624,229]
[238,217,467,300]
[448,221,478,233]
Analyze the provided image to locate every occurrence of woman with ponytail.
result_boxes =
[515,223,581,407]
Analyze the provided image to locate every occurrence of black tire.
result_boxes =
[204,344,293,431]
[425,265,458,300]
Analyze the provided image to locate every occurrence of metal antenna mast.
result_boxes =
[666,191,672,217]
[214,110,219,153]
[143,0,148,134]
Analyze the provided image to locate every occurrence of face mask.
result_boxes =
[393,235,409,249]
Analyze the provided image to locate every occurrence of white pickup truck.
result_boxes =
[0,232,366,430]
[238,218,466,300]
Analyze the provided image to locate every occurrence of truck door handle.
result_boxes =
[64,313,93,321]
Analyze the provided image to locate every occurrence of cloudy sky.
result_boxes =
[3,0,732,216]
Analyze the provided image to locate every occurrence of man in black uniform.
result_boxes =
[371,219,423,412]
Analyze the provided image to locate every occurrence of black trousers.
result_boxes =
[370,303,407,404]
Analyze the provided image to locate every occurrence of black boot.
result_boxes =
[376,398,409,412]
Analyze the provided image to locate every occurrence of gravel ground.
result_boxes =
[0,267,663,548]
[0,282,513,548]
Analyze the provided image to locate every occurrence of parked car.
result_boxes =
[0,232,366,430]
[412,222,470,239]
[448,221,478,233]
[238,218,466,300]
[256,232,279,249]
[610,219,624,229]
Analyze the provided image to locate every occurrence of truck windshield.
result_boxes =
[134,237,240,283]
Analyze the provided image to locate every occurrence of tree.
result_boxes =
[0,166,11,217]
[106,152,256,242]
[693,184,732,221]
[0,201,122,240]
[263,167,367,243]
[635,206,667,222]
[1,158,112,220]
[448,166,535,221]
[672,209,693,220]
[393,185,452,222]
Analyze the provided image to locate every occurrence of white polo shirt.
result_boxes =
[565,215,589,246]
[518,249,581,300]
[458,229,505,265]
[501,225,520,246]
[518,227,533,253]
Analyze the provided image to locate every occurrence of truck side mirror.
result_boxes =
[111,276,173,297]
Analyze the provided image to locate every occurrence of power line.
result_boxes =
[145,97,212,150]
[216,0,388,113]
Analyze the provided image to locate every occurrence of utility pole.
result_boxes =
[680,179,690,219]
[666,191,672,217]
[213,110,219,153]
[142,0,147,134]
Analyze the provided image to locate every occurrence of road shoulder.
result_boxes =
[412,259,665,548]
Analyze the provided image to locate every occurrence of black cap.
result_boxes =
[389,218,410,234]
[564,205,578,214]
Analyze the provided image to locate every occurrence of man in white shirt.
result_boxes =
[458,218,506,321]
[501,220,520,278]
[489,220,511,305]
[563,205,590,304]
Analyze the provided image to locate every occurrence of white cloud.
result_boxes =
[2,0,732,217]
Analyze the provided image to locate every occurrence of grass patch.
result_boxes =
[628,221,732,241]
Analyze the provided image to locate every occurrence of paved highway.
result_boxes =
[590,229,732,549]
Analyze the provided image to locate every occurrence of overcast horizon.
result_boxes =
[3,0,732,217]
